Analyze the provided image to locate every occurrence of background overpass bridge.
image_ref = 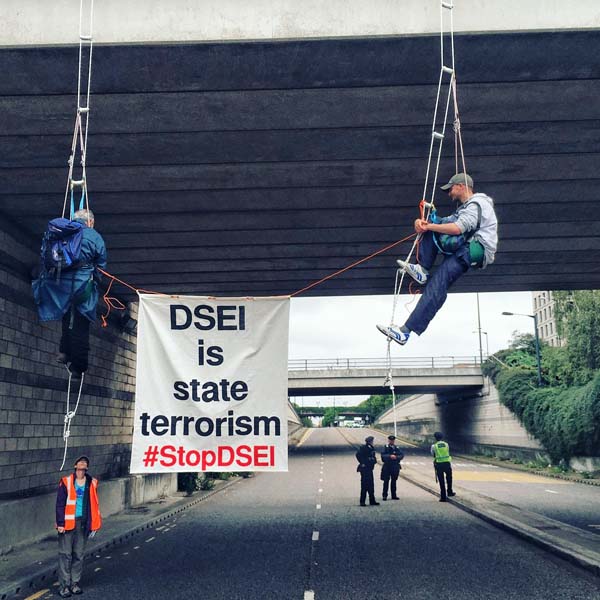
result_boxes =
[1,1,599,298]
[288,356,484,396]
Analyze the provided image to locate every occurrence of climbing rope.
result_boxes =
[60,368,85,471]
[59,0,95,470]
[384,0,468,427]
[62,0,95,224]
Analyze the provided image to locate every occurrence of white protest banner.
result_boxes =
[130,294,290,473]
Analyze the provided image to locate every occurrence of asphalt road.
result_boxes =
[344,428,600,536]
[26,428,600,600]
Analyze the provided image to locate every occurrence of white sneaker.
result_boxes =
[396,260,428,285]
[376,324,410,346]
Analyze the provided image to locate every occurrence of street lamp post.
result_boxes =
[476,293,483,365]
[472,330,489,357]
[501,311,543,386]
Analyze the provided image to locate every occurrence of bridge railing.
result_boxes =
[288,356,482,371]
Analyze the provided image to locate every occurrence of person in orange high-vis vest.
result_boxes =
[55,455,101,598]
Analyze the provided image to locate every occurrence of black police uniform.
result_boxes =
[355,441,379,506]
[380,443,404,500]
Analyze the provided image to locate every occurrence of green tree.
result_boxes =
[483,328,600,463]
[321,407,338,427]
[357,394,396,421]
[554,291,600,384]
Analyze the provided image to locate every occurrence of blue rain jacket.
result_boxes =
[32,226,107,322]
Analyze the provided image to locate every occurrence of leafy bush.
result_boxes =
[178,473,199,495]
[494,368,600,462]
[198,475,216,490]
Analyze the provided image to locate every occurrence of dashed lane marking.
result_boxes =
[122,552,129,555]
[318,488,323,493]
[94,567,102,572]
[145,537,155,542]
[545,489,559,494]
[134,546,140,550]
[312,531,319,541]
[304,591,315,600]
[319,478,323,482]
[316,504,321,510]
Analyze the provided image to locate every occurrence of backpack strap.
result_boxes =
[464,200,481,241]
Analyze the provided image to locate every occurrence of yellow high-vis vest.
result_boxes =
[433,441,452,463]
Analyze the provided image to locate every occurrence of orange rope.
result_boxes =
[290,233,417,297]
[96,232,418,324]
[98,268,172,327]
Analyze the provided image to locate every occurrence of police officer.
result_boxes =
[380,435,404,500]
[431,431,456,502]
[355,436,380,506]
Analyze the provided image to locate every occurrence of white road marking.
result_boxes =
[145,537,155,542]
[94,567,102,572]
[122,552,129,555]
[319,478,323,482]
[105,555,112,559]
[545,490,559,494]
[318,488,323,493]
[316,504,321,510]
[134,546,140,550]
[312,531,319,541]
[588,524,600,529]
[155,526,165,531]
[304,590,315,600]
[502,478,512,482]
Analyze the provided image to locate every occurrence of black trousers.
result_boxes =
[60,308,91,374]
[359,469,376,504]
[382,473,399,499]
[434,462,453,499]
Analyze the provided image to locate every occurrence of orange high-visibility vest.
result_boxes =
[61,475,102,532]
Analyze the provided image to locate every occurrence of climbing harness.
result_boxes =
[383,0,469,435]
[57,0,96,470]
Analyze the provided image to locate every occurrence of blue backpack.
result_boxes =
[40,218,84,276]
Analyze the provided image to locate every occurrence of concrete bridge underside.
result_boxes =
[1,20,599,297]
[288,367,484,396]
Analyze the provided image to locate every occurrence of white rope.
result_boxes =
[59,0,94,472]
[60,369,85,471]
[62,0,95,220]
[385,0,463,430]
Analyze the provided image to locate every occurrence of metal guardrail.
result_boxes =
[288,356,483,371]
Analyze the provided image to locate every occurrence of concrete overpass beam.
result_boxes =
[1,0,599,46]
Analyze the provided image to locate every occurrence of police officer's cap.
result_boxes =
[365,436,374,443]
[388,435,396,441]
[434,432,444,441]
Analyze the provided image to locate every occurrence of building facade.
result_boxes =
[532,291,564,347]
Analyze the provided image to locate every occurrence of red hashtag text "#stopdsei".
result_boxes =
[142,444,275,470]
